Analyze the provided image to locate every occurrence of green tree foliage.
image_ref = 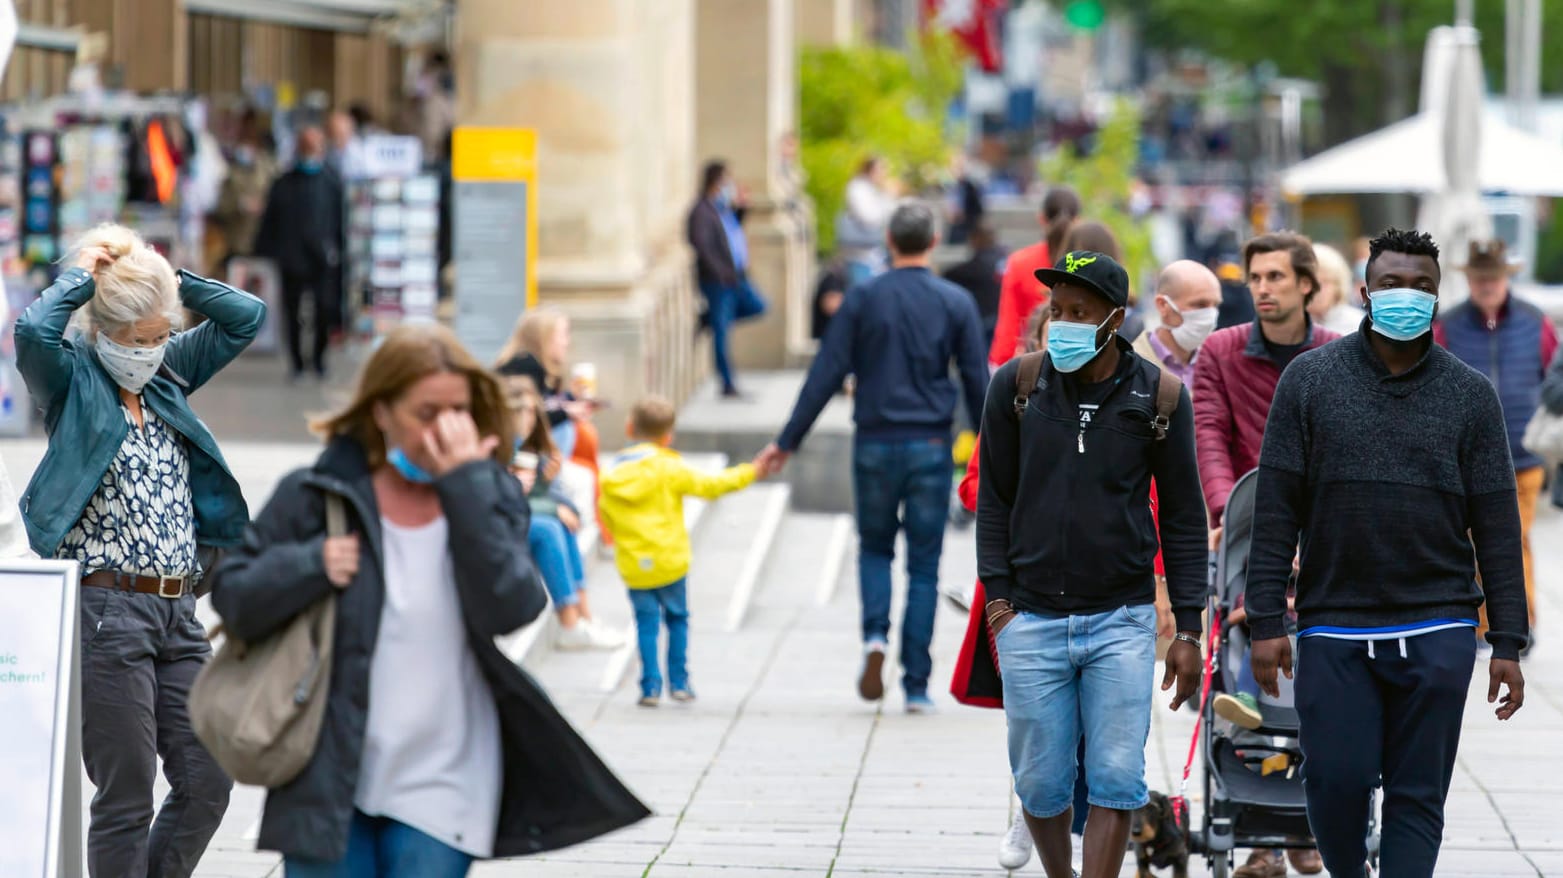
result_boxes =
[799,31,965,252]
[1104,0,1563,146]
[1039,100,1156,292]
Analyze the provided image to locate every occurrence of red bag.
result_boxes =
[949,580,1004,708]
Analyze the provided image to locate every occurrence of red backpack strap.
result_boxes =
[1012,351,1047,417]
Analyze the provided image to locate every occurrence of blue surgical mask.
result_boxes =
[1368,288,1437,342]
[1048,309,1120,373]
[387,446,435,484]
[299,158,323,174]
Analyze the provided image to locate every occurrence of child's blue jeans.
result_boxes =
[528,515,584,607]
[627,578,689,697]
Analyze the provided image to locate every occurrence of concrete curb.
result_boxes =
[723,485,792,633]
[814,514,855,606]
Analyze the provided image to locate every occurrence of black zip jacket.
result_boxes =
[211,437,649,861]
[977,339,1208,631]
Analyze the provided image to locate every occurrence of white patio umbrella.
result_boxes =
[1416,25,1491,300]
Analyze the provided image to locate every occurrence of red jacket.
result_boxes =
[1192,320,1341,527]
[987,241,1052,366]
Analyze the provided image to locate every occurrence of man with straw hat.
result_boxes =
[1435,239,1556,650]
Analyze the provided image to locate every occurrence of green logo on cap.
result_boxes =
[1064,252,1098,273]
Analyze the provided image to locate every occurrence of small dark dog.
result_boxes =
[1130,790,1189,878]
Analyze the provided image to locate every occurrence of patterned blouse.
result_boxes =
[58,404,198,577]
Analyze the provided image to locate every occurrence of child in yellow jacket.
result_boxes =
[599,396,771,706]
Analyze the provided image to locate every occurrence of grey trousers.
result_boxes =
[79,587,232,878]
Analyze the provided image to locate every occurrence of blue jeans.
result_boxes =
[285,811,472,877]
[528,514,583,608]
[995,605,1157,818]
[853,438,954,696]
[551,419,578,460]
[627,578,690,697]
[699,279,766,393]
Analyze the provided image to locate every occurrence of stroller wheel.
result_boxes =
[1210,854,1230,878]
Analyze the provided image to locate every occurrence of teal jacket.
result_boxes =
[15,266,266,557]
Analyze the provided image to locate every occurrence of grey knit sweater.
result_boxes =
[1247,330,1530,661]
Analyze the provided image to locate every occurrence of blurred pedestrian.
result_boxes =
[1206,233,1256,330]
[254,125,344,382]
[1193,233,1333,877]
[213,108,277,262]
[989,185,1080,367]
[1133,260,1221,384]
[811,256,849,342]
[1543,348,1563,510]
[15,224,266,877]
[1307,243,1365,335]
[1435,239,1556,645]
[837,156,898,285]
[503,375,624,651]
[1194,231,1339,537]
[687,159,767,398]
[759,203,988,713]
[978,249,1205,878]
[1249,229,1527,878]
[599,397,771,706]
[495,309,605,508]
[211,325,648,874]
[942,220,1005,347]
[945,153,986,246]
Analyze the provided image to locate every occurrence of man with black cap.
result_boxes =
[978,250,1207,878]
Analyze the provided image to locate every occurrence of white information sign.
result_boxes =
[0,560,82,878]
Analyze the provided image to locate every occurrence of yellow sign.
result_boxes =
[453,127,538,182]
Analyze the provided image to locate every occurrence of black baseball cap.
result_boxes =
[1035,250,1130,308]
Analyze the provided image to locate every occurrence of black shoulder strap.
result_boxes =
[1151,366,1183,441]
[1013,352,1047,416]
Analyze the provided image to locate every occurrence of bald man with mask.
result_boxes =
[1133,260,1222,386]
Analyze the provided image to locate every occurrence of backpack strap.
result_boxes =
[324,494,348,538]
[1012,351,1047,416]
[1151,366,1184,441]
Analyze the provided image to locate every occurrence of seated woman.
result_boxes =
[505,375,623,650]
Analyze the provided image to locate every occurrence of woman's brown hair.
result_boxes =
[310,324,513,468]
[1060,220,1122,262]
[502,374,559,459]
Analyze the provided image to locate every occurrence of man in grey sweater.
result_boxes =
[1247,228,1528,878]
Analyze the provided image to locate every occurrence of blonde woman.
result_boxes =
[211,325,646,874]
[1307,242,1365,335]
[14,223,265,877]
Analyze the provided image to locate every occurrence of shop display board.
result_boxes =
[451,127,536,365]
[0,560,83,878]
[343,136,434,340]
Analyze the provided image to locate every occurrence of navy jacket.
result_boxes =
[777,266,988,450]
[14,267,265,556]
[1435,295,1558,471]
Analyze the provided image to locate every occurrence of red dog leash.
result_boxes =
[1171,611,1221,831]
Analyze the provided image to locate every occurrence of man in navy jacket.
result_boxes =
[760,202,988,712]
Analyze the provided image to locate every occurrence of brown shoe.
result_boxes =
[1232,849,1286,878]
[1288,848,1324,874]
[858,643,886,701]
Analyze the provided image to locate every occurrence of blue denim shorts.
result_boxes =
[995,604,1157,817]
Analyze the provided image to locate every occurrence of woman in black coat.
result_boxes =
[211,324,646,873]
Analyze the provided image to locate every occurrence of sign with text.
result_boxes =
[451,127,537,365]
[0,560,82,878]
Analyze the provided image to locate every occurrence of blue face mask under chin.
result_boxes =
[1368,288,1437,342]
[387,446,436,484]
[1048,309,1119,373]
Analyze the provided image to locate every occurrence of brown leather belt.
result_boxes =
[81,570,190,599]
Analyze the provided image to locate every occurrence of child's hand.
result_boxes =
[558,506,581,533]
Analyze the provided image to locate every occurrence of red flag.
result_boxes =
[922,0,1004,73]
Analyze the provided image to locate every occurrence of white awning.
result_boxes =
[1280,108,1563,198]
[183,0,432,34]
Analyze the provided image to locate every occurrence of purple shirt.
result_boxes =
[1146,330,1196,383]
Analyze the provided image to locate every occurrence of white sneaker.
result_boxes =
[997,812,1033,870]
[556,619,625,651]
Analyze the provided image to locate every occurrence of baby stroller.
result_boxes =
[1192,469,1380,877]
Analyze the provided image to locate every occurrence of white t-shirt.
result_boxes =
[355,516,502,857]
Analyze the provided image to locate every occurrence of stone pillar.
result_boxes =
[695,0,814,371]
[456,0,706,443]
[796,0,856,46]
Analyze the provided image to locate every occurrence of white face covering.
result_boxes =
[1166,303,1219,352]
[96,332,167,394]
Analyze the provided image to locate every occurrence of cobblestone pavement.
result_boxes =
[4,431,1560,877]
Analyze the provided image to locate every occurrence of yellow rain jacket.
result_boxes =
[598,443,757,589]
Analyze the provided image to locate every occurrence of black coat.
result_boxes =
[210,437,649,861]
[254,165,345,279]
[687,198,739,287]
